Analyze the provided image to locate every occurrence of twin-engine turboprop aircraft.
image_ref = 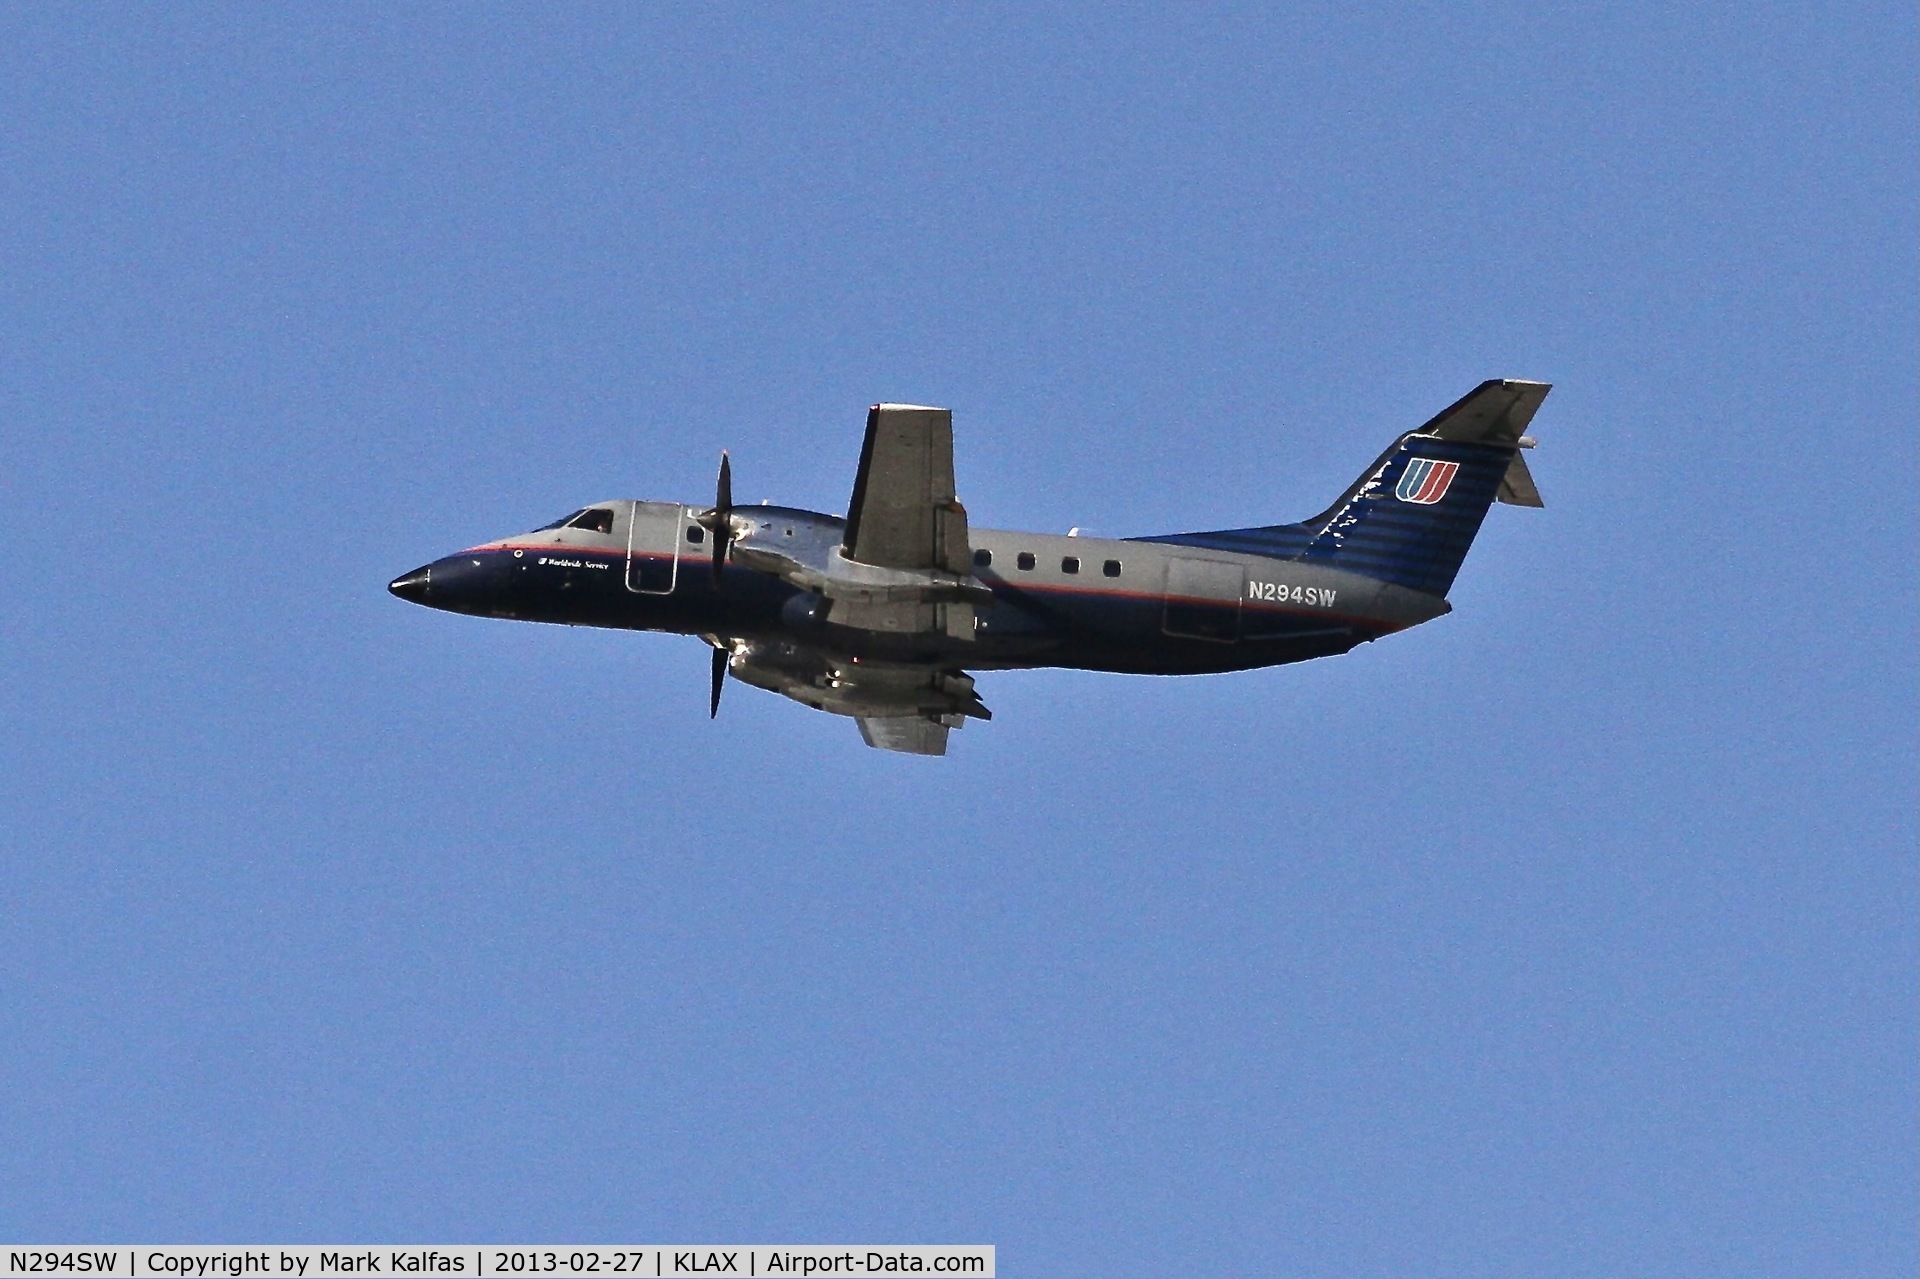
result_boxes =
[390,379,1550,754]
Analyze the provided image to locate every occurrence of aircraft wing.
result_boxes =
[716,634,989,754]
[842,404,972,573]
[857,717,950,756]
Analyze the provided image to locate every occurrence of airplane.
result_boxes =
[388,379,1550,755]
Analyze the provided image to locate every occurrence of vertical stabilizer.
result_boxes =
[1297,380,1549,595]
[1141,380,1550,597]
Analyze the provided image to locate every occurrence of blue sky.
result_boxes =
[1,4,1914,1274]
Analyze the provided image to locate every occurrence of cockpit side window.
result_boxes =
[535,509,588,531]
[566,508,616,535]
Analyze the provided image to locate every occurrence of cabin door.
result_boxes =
[1163,557,1243,642]
[625,501,683,594]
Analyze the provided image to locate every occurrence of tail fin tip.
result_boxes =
[1421,379,1551,446]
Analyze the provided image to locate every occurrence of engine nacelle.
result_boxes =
[723,505,986,640]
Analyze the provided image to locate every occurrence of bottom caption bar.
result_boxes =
[1,1250,993,1279]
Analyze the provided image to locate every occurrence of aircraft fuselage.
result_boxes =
[390,499,1449,677]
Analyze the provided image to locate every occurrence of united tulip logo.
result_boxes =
[1395,457,1459,504]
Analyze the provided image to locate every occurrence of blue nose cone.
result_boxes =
[389,554,510,616]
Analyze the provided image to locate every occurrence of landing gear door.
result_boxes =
[626,501,683,594]
[1164,557,1243,642]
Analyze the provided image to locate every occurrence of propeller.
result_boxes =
[697,452,735,719]
[699,450,734,585]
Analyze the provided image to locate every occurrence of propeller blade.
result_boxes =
[710,450,733,585]
[709,643,727,718]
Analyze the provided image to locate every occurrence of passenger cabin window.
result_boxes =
[567,508,615,535]
[1061,556,1080,574]
[687,525,705,544]
[974,548,992,568]
[1103,559,1122,577]
[1017,552,1036,571]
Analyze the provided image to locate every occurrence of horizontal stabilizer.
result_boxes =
[1420,379,1551,446]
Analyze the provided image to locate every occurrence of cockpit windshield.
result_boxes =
[531,507,616,535]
